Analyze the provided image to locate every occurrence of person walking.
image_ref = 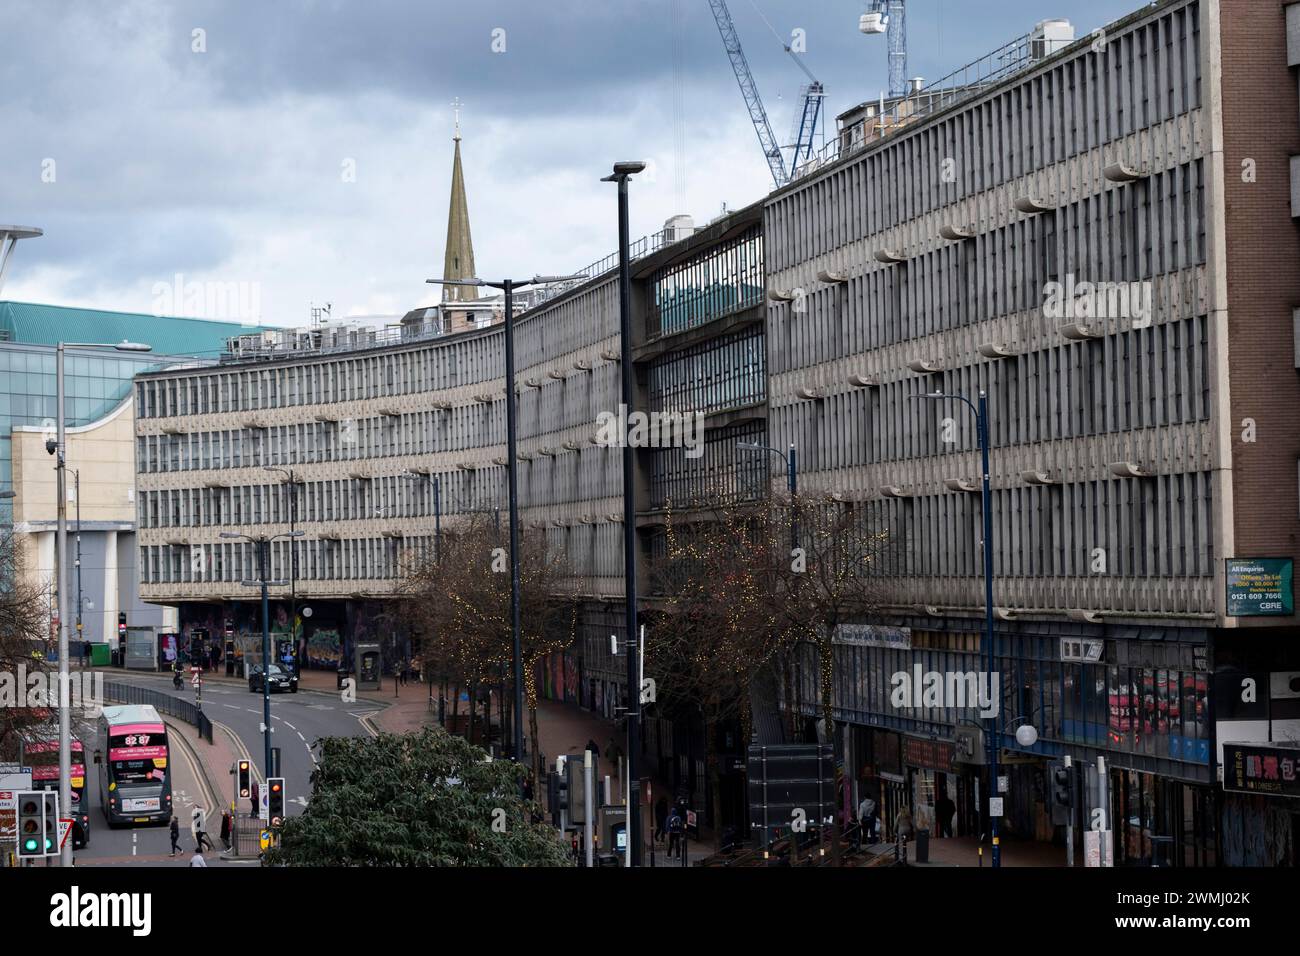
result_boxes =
[857,795,878,847]
[665,805,684,860]
[190,847,208,867]
[168,815,181,857]
[250,779,260,817]
[654,795,669,842]
[191,806,214,853]
[935,790,956,839]
[219,808,232,850]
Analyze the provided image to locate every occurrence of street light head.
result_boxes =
[1014,724,1039,748]
[736,441,762,451]
[219,532,243,540]
[602,161,647,182]
[45,438,57,456]
[0,490,14,499]
[113,341,152,353]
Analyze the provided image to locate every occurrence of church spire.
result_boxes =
[442,97,477,303]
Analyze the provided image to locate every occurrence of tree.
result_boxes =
[399,513,577,781]
[263,726,571,866]
[645,496,791,842]
[0,529,56,759]
[771,494,894,743]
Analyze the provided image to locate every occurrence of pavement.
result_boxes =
[844,833,1072,867]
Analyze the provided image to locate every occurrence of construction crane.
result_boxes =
[707,0,824,188]
[860,0,909,98]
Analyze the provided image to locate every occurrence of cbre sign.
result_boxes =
[1225,558,1294,617]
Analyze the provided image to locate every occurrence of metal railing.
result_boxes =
[791,30,1042,182]
[102,681,214,744]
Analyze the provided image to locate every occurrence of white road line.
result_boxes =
[296,731,305,741]
[279,720,298,731]
[223,704,240,710]
[132,833,137,857]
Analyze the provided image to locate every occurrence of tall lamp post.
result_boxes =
[601,160,647,865]
[916,388,1001,866]
[737,441,798,550]
[221,529,304,774]
[404,469,442,563]
[264,467,301,676]
[53,340,151,867]
[426,273,580,767]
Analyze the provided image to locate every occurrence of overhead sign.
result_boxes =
[1222,742,1300,798]
[1226,558,1294,616]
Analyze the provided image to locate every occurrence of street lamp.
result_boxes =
[263,467,302,677]
[52,339,150,866]
[736,441,798,550]
[914,388,1001,867]
[404,469,442,563]
[426,272,582,769]
[222,529,304,775]
[601,159,646,866]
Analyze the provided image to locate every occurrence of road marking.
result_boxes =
[223,704,240,710]
[132,832,137,857]
[296,731,305,741]
[279,719,298,731]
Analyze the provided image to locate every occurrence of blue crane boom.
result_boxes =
[707,0,786,188]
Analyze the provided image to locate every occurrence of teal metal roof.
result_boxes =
[0,301,264,358]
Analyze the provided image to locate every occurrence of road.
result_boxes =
[72,669,383,867]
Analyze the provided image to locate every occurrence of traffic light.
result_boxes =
[267,777,285,829]
[237,760,251,800]
[17,790,57,858]
[1049,760,1074,826]
[117,612,127,647]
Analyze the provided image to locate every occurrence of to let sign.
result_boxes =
[1225,559,1294,616]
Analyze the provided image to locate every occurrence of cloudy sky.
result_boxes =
[1,0,1142,328]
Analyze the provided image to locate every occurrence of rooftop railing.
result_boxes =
[791,30,1041,182]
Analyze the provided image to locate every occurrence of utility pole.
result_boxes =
[603,160,647,866]
[223,529,301,776]
[75,469,84,660]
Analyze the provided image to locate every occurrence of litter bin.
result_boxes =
[337,668,352,690]
[914,828,930,864]
[90,643,111,666]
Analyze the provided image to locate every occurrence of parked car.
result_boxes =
[248,663,299,694]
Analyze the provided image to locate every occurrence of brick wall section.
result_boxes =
[1220,1,1300,587]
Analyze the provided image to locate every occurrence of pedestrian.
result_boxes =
[935,790,956,839]
[191,805,214,853]
[665,805,684,860]
[250,779,260,816]
[654,795,669,842]
[190,847,207,867]
[857,795,878,845]
[81,639,91,669]
[168,815,181,857]
[894,805,914,844]
[220,808,232,850]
